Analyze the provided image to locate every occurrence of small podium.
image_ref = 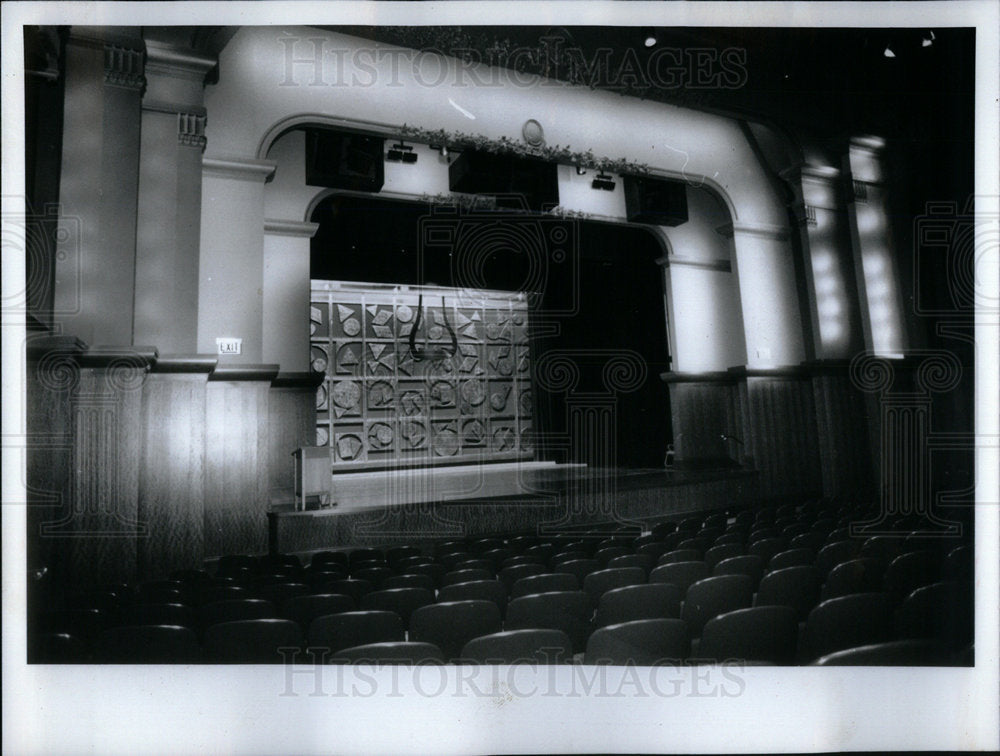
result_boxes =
[292,447,333,511]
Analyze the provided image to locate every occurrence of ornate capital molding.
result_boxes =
[104,44,145,90]
[202,156,277,182]
[264,219,321,238]
[794,203,818,227]
[852,180,870,204]
[715,221,790,241]
[144,40,217,81]
[178,112,207,150]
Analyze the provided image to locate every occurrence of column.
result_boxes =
[844,136,909,357]
[197,157,276,363]
[54,29,144,346]
[724,222,807,368]
[262,219,317,372]
[133,40,216,354]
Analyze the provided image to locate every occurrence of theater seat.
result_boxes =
[712,555,764,588]
[203,619,303,663]
[755,565,821,620]
[409,600,502,661]
[331,642,445,664]
[681,574,754,638]
[437,580,508,616]
[648,561,709,594]
[801,593,895,663]
[460,629,574,664]
[28,632,90,663]
[95,624,202,663]
[120,602,197,630]
[811,639,957,666]
[281,593,355,630]
[505,590,593,653]
[199,598,278,631]
[584,619,689,665]
[380,573,436,592]
[698,606,798,665]
[895,581,973,648]
[360,587,435,630]
[582,567,646,606]
[510,572,579,599]
[821,558,883,601]
[593,583,682,628]
[308,610,404,654]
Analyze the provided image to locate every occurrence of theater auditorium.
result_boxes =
[21,24,976,666]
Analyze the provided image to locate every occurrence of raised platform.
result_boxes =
[268,464,760,556]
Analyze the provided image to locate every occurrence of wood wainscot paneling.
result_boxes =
[137,357,215,580]
[660,371,744,469]
[738,367,823,501]
[267,373,321,505]
[26,336,85,602]
[203,364,278,558]
[808,360,875,500]
[61,347,154,589]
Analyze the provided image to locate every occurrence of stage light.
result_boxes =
[883,46,896,58]
[643,28,658,48]
[922,31,935,47]
[576,165,587,176]
[387,142,417,163]
[591,172,616,191]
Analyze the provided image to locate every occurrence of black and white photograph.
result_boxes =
[3,1,998,753]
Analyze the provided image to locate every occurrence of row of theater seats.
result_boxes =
[29,500,974,665]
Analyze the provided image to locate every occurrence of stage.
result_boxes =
[268,463,760,555]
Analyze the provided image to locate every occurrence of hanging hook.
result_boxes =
[409,294,458,361]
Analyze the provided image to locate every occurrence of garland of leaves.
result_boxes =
[399,124,650,177]
[416,191,598,220]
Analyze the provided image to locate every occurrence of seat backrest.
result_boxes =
[704,543,745,569]
[895,580,973,647]
[203,618,303,663]
[607,554,654,573]
[254,582,310,607]
[121,602,197,629]
[409,600,502,660]
[810,639,957,666]
[498,563,547,590]
[821,558,884,601]
[308,610,404,652]
[281,593,355,629]
[95,624,202,663]
[504,590,593,653]
[316,578,374,604]
[681,574,754,637]
[747,537,789,564]
[359,587,435,629]
[648,560,710,594]
[593,583,682,627]
[460,628,573,664]
[698,606,799,665]
[801,592,895,662]
[381,573,436,592]
[884,550,942,599]
[510,572,579,599]
[657,549,702,566]
[331,641,445,664]
[442,568,495,587]
[768,548,815,572]
[815,539,862,576]
[755,565,822,620]
[199,598,278,629]
[437,579,508,615]
[550,558,601,585]
[712,554,764,587]
[584,618,688,665]
[582,567,647,605]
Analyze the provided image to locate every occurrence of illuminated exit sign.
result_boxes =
[216,337,242,355]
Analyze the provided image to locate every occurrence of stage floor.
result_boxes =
[268,463,760,555]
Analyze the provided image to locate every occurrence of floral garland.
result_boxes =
[416,191,598,220]
[399,124,651,177]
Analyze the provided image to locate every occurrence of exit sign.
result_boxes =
[216,337,242,355]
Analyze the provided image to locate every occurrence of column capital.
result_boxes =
[202,156,277,182]
[144,40,217,81]
[264,219,320,238]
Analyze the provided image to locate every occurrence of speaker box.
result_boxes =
[624,177,688,226]
[449,151,559,212]
[305,130,385,192]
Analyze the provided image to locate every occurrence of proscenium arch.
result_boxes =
[258,112,742,226]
